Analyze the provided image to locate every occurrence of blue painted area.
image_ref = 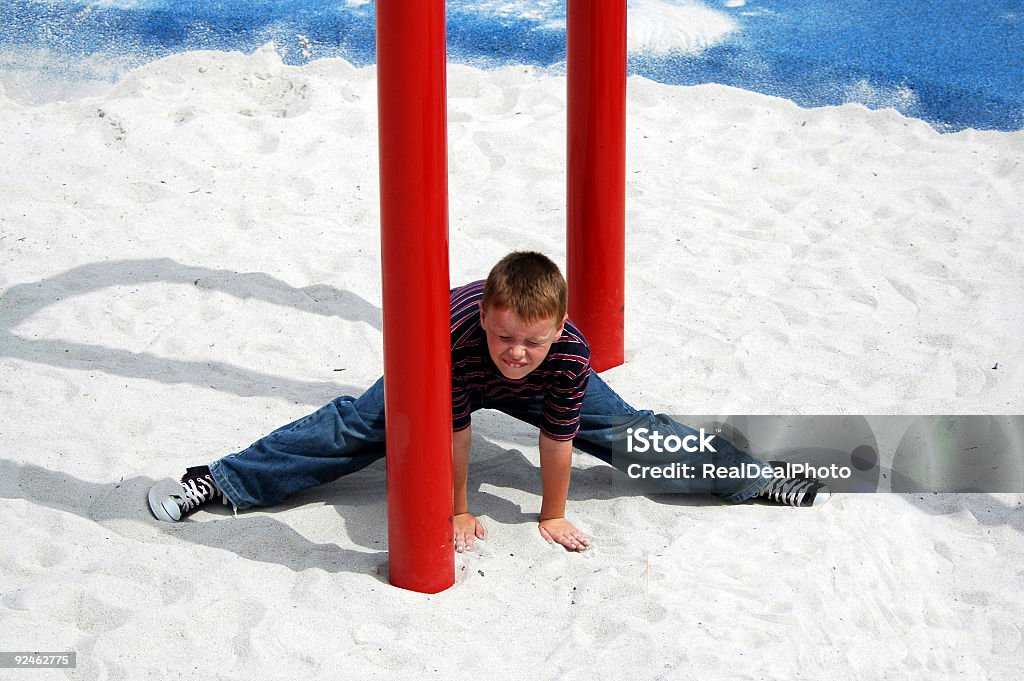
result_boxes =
[0,1,377,64]
[0,1,1021,132]
[707,0,1024,131]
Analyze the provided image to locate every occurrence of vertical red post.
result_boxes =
[377,0,454,593]
[567,0,626,373]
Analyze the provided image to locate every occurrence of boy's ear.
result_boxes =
[556,313,568,334]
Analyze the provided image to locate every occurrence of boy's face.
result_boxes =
[480,305,567,380]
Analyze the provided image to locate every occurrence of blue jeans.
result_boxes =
[210,373,770,509]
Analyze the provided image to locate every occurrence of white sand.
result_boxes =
[1,43,1023,680]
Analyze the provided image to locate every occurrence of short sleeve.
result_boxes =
[540,362,590,441]
[452,376,472,432]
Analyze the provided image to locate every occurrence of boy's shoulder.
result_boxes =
[550,320,591,372]
[450,281,486,348]
[557,319,589,349]
[450,279,486,301]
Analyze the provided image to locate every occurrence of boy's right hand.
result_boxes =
[453,512,486,553]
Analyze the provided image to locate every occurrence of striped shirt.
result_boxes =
[450,280,591,441]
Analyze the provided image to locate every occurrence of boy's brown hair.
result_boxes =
[482,251,567,323]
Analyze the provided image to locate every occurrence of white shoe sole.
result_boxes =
[148,482,183,522]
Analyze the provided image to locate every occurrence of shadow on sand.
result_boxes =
[0,429,721,581]
[0,258,381,404]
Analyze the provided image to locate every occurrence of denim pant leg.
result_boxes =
[210,378,388,509]
[494,373,769,503]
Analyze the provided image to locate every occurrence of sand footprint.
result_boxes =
[93,108,127,147]
[172,106,196,125]
[473,131,507,171]
[126,181,170,204]
[257,131,281,154]
[881,275,921,313]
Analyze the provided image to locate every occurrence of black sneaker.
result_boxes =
[148,466,226,522]
[754,464,831,507]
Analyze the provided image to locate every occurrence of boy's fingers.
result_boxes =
[539,524,590,551]
[560,531,589,552]
[550,531,575,551]
[454,526,475,552]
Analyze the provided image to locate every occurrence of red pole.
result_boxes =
[377,0,454,593]
[567,0,626,373]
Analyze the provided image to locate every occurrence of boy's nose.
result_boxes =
[509,345,526,360]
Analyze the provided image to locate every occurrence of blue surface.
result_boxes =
[1,1,1021,132]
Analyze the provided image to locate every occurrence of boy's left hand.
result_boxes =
[539,517,590,552]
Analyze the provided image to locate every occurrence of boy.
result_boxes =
[149,252,828,551]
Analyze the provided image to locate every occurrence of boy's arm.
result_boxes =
[538,433,590,552]
[453,425,472,515]
[452,425,485,552]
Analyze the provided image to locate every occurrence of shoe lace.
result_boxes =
[177,476,221,512]
[761,476,815,506]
